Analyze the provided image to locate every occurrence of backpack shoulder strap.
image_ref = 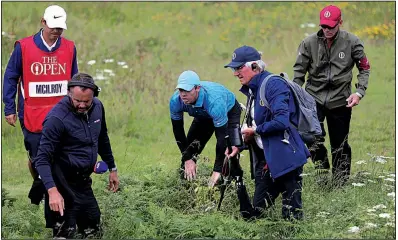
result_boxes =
[259,73,286,109]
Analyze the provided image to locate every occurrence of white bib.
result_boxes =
[28,80,68,97]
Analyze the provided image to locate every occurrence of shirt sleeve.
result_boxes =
[33,116,65,190]
[71,46,78,77]
[169,94,184,120]
[292,40,311,87]
[3,42,22,116]
[255,79,291,135]
[98,102,116,169]
[352,37,370,97]
[213,123,228,172]
[171,119,192,161]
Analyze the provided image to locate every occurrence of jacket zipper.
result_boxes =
[86,114,95,165]
[283,130,296,153]
[323,40,331,107]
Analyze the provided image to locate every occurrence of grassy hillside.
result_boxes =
[1,2,395,239]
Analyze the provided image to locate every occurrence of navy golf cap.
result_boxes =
[224,45,261,68]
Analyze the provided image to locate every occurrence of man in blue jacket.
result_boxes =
[3,5,78,181]
[224,45,310,220]
[33,73,119,238]
[170,70,242,187]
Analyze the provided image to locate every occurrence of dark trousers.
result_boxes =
[238,143,304,220]
[45,178,102,239]
[308,103,352,184]
[254,166,303,220]
[180,100,242,171]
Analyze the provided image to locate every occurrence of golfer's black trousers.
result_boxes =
[179,100,242,172]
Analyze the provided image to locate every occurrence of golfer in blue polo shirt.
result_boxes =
[169,70,242,186]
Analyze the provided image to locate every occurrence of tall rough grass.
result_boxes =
[1,2,395,239]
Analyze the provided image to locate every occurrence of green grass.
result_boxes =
[1,2,395,239]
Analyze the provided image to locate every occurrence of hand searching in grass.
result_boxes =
[208,171,221,187]
[184,159,197,181]
[48,187,64,216]
[108,171,120,192]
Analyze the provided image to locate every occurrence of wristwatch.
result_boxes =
[110,167,117,172]
[355,92,363,98]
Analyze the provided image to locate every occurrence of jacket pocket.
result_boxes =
[70,129,89,144]
[280,130,296,153]
[288,129,299,153]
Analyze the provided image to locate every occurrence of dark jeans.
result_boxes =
[180,100,242,170]
[45,178,102,239]
[308,103,352,184]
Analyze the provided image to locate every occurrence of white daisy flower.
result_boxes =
[122,65,129,69]
[372,204,387,210]
[104,59,114,63]
[356,160,367,165]
[385,222,394,227]
[117,61,126,66]
[352,183,365,187]
[378,213,391,218]
[364,223,378,228]
[384,178,395,182]
[375,157,387,164]
[347,226,360,233]
[87,60,96,65]
[378,155,395,159]
[387,192,395,198]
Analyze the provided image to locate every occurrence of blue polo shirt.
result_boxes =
[169,81,236,127]
[3,29,78,121]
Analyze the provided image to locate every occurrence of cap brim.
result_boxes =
[320,20,337,28]
[224,61,245,68]
[46,20,67,30]
[176,83,195,91]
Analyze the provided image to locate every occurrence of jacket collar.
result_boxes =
[238,70,272,96]
[193,87,204,108]
[316,28,341,42]
[34,29,62,53]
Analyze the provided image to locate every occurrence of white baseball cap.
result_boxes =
[43,5,67,30]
